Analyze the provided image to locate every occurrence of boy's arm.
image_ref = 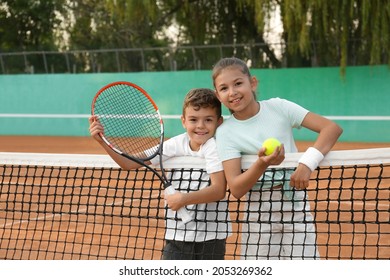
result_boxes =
[89,116,149,170]
[164,170,227,211]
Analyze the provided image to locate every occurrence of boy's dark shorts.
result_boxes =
[162,238,226,260]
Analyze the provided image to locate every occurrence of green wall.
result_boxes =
[0,66,389,142]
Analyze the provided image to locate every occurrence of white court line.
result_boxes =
[1,194,135,229]
[316,200,389,208]
[2,198,387,228]
[0,114,390,121]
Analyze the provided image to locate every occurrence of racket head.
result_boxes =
[91,81,164,161]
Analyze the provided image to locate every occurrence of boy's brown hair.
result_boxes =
[182,88,222,118]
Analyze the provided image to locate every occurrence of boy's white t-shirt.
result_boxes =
[150,133,232,242]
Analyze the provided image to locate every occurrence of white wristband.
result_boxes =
[298,147,324,171]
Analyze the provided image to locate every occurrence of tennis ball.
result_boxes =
[262,138,281,156]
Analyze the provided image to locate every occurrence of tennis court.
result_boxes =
[0,136,389,260]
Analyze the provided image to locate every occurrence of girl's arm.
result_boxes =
[290,112,343,189]
[164,170,227,211]
[222,146,285,199]
[89,116,149,170]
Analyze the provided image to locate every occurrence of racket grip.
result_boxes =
[165,186,193,224]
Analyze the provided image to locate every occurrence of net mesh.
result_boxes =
[0,148,389,260]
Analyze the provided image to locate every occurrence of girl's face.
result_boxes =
[214,67,258,118]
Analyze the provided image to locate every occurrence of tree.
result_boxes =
[249,0,390,72]
[0,0,67,73]
[156,0,389,72]
[66,0,171,72]
[1,0,388,73]
[159,0,281,69]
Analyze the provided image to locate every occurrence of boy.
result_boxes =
[89,88,231,260]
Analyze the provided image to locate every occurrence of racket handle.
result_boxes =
[165,186,193,224]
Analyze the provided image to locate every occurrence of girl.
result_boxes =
[212,57,343,259]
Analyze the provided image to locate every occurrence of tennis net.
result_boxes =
[0,148,389,260]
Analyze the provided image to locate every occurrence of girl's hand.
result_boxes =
[290,164,312,190]
[258,144,285,166]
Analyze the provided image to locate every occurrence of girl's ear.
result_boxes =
[214,89,222,101]
[217,116,223,127]
[251,76,258,91]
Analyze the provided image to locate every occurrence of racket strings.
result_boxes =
[93,84,162,158]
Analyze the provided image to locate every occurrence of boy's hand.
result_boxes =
[89,116,104,143]
[164,192,186,211]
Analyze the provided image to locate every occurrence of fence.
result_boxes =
[1,42,284,74]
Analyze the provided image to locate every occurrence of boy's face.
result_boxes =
[181,105,223,151]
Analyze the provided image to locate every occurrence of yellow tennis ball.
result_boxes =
[262,138,281,156]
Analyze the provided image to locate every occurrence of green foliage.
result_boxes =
[1,0,388,74]
[0,0,65,51]
[275,0,389,71]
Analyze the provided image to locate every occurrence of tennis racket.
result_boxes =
[91,81,192,223]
